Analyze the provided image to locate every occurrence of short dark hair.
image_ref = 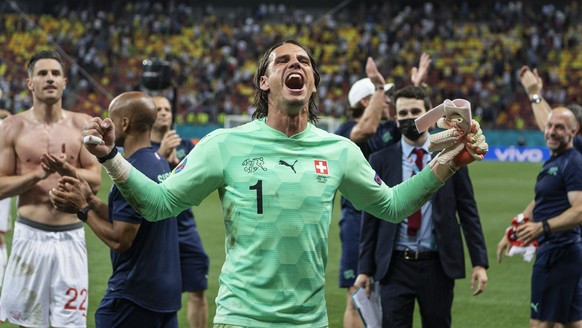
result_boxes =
[393,85,432,111]
[27,50,65,76]
[251,40,320,124]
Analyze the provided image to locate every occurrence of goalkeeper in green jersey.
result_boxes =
[81,40,488,328]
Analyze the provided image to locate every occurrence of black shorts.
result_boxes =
[530,243,582,323]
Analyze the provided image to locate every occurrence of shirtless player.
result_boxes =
[0,50,101,327]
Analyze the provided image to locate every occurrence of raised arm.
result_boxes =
[339,142,443,223]
[82,117,221,221]
[349,57,392,143]
[411,52,431,88]
[519,65,551,132]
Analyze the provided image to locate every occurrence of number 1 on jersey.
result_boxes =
[249,180,263,214]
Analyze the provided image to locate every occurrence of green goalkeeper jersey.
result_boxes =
[117,118,442,327]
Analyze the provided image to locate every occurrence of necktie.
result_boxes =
[407,148,424,236]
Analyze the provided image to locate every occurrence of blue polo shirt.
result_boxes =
[574,135,582,154]
[534,148,582,254]
[105,147,181,312]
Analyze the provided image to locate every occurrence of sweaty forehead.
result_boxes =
[270,43,308,60]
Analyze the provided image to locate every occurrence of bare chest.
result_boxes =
[15,119,83,167]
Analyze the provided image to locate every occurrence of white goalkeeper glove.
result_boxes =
[427,99,488,168]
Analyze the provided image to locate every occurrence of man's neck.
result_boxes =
[265,107,309,137]
[32,101,64,124]
[123,134,152,158]
[150,127,168,143]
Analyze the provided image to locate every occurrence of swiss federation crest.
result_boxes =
[314,160,328,175]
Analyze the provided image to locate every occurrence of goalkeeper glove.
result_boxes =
[428,99,488,168]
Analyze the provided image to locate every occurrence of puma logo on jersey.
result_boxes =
[530,302,539,313]
[279,160,298,173]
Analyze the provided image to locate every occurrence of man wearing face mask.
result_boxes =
[354,85,489,328]
[336,55,435,328]
[335,57,400,328]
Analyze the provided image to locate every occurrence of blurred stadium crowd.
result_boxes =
[0,0,581,129]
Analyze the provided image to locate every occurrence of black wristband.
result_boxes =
[97,147,118,163]
[542,220,551,237]
[376,85,384,91]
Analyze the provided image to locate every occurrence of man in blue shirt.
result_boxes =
[151,95,209,328]
[519,66,582,153]
[498,107,582,327]
[50,92,181,327]
[335,54,430,327]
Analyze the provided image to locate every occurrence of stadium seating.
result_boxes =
[0,0,581,131]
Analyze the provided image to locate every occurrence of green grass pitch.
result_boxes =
[4,161,540,327]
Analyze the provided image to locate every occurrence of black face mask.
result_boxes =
[398,118,423,141]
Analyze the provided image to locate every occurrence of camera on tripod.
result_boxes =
[141,58,172,90]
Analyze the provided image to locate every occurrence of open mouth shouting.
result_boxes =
[285,73,305,93]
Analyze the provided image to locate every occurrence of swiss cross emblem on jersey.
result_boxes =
[314,160,329,175]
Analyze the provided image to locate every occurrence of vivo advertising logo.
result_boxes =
[483,146,550,162]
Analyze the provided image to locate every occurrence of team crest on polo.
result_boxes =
[176,148,186,160]
[174,158,187,174]
[547,166,558,176]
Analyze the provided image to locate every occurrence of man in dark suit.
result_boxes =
[355,85,489,328]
